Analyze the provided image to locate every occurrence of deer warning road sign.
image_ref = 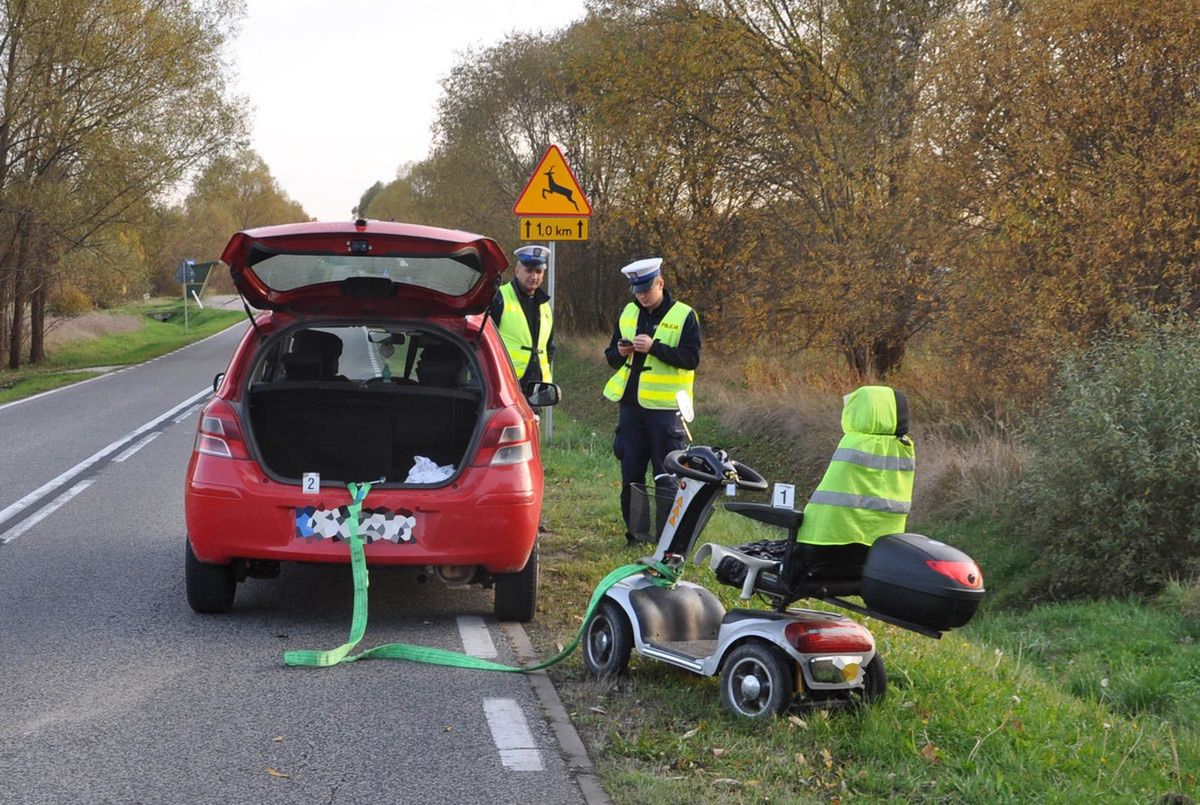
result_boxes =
[513,145,592,217]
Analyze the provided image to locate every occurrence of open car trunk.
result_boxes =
[243,325,484,484]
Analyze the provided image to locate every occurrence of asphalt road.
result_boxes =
[0,324,591,804]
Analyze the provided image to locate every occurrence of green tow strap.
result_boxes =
[284,482,678,671]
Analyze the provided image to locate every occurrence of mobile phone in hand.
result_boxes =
[618,338,633,347]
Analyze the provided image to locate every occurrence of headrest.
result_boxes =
[292,329,343,359]
[416,343,465,387]
[282,353,325,381]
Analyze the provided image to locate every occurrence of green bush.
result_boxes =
[1010,319,1200,598]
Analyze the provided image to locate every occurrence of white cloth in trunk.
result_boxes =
[405,455,455,483]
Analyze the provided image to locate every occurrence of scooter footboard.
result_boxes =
[627,582,726,644]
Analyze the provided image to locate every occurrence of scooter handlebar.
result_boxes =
[664,448,727,484]
[663,448,769,490]
[730,460,768,491]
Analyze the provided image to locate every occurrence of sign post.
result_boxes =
[513,145,592,441]
[174,259,217,332]
[175,259,196,332]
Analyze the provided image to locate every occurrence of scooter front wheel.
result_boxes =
[583,598,634,678]
[719,640,795,719]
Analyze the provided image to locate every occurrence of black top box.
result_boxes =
[861,533,985,632]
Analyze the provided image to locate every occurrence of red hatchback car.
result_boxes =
[184,220,558,621]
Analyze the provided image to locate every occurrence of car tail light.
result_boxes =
[194,398,250,460]
[926,560,984,589]
[476,406,533,466]
[785,620,874,654]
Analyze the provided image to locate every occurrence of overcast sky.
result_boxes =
[229,0,590,222]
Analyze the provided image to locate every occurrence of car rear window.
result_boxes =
[252,326,480,389]
[247,253,482,297]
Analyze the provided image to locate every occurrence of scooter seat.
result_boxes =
[725,502,803,530]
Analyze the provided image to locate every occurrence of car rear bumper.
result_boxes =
[185,455,540,572]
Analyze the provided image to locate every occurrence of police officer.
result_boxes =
[603,257,701,545]
[491,244,554,392]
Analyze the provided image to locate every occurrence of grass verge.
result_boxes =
[532,342,1199,803]
[0,299,242,405]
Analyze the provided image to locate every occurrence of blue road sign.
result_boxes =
[175,258,196,284]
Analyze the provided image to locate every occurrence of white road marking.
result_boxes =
[172,403,204,424]
[483,698,544,772]
[457,615,498,658]
[1,480,94,545]
[112,432,162,463]
[363,327,383,376]
[0,387,210,534]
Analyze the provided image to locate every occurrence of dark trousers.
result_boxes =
[615,404,686,539]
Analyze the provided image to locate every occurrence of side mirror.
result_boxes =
[525,382,561,408]
[213,372,225,393]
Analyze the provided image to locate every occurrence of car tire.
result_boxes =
[719,640,795,719]
[494,542,538,622]
[185,539,236,614]
[582,598,634,678]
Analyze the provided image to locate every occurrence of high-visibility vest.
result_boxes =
[496,282,552,382]
[603,301,695,409]
[796,385,915,546]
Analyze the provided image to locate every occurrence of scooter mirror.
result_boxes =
[676,390,695,423]
[675,390,695,445]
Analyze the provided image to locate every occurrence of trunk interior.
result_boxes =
[244,326,484,484]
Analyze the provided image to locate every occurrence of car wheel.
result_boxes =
[583,598,634,678]
[720,640,795,719]
[185,539,236,614]
[494,542,538,622]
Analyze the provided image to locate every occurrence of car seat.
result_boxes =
[697,386,913,608]
[415,342,468,388]
[283,329,346,381]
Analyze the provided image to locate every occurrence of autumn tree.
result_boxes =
[661,0,957,376]
[919,0,1200,397]
[354,181,384,218]
[576,5,773,336]
[0,0,244,367]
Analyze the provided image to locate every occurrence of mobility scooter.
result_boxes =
[582,391,985,718]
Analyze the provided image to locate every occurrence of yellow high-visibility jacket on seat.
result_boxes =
[796,385,914,547]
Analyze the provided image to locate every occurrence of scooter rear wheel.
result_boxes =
[720,640,795,718]
[583,598,634,678]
